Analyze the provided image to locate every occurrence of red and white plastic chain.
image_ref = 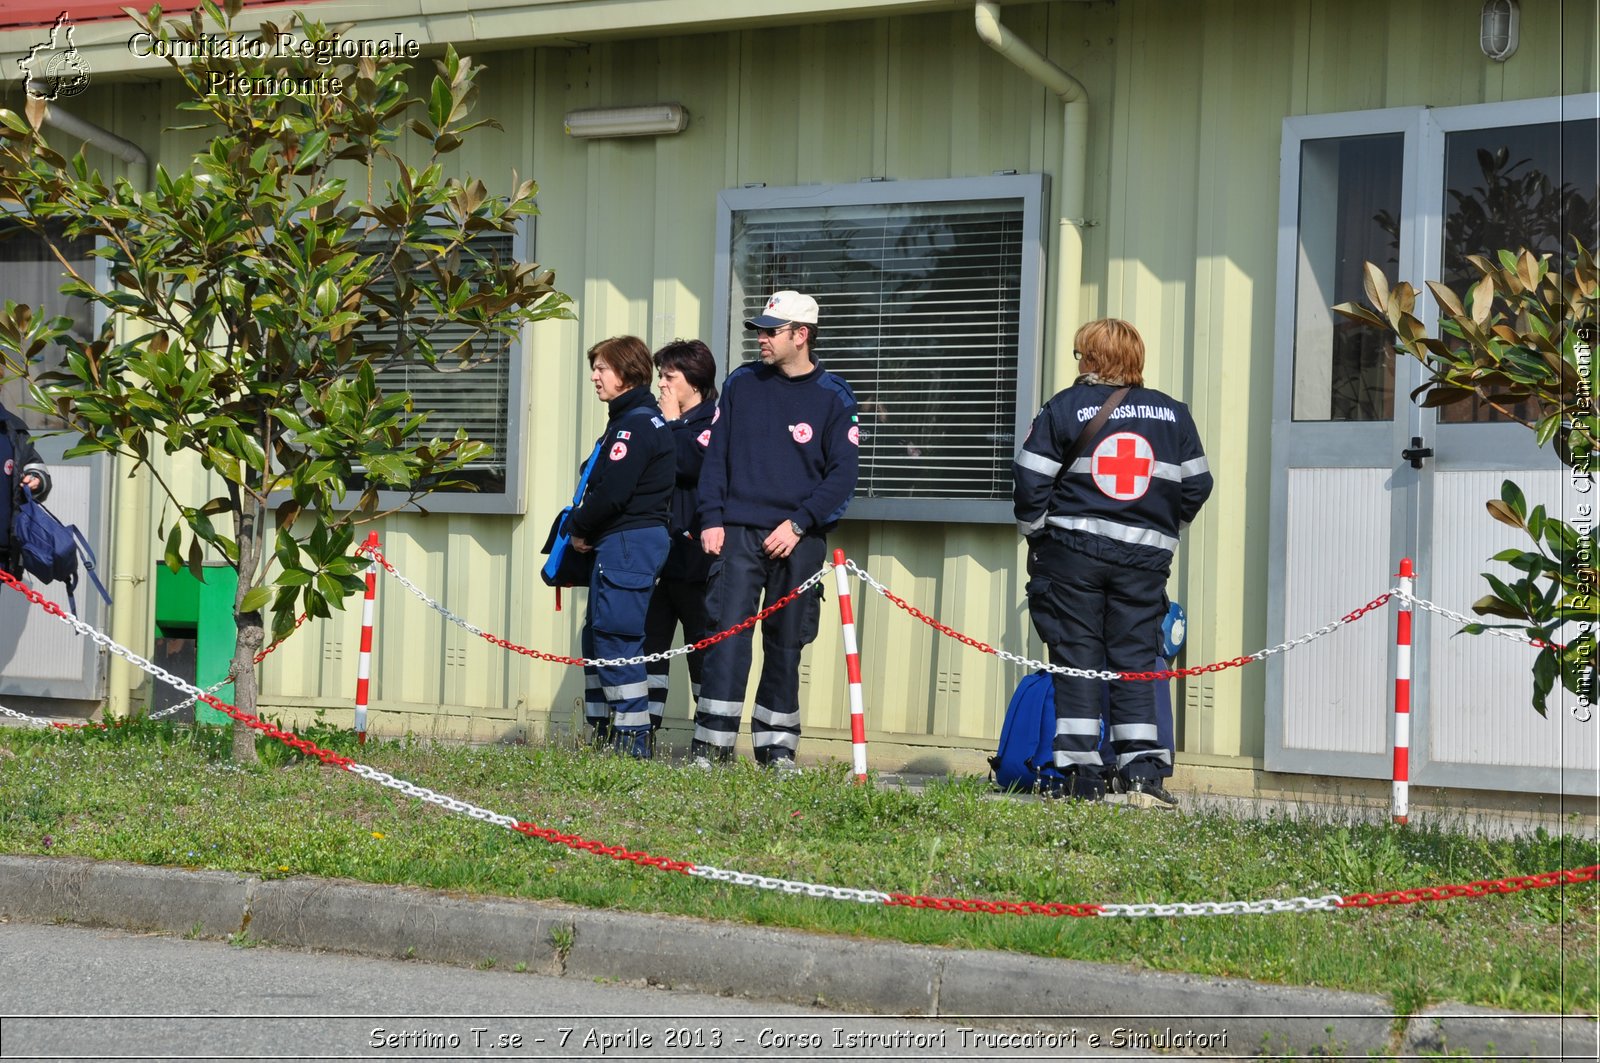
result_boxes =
[1394,589,1567,652]
[144,611,311,723]
[5,567,1594,920]
[0,595,311,729]
[365,546,830,669]
[844,558,1395,681]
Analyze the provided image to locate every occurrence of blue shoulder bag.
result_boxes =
[540,437,606,588]
[12,483,112,616]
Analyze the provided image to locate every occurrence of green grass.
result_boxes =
[1,715,1595,1016]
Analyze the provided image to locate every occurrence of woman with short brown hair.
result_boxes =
[567,336,676,757]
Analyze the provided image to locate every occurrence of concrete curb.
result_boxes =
[1,855,1591,1059]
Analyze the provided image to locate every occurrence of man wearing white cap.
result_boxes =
[693,290,859,770]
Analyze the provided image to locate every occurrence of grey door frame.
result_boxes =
[1267,93,1600,795]
[1265,105,1428,782]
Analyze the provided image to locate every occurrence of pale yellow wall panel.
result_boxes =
[946,6,1043,180]
[374,524,448,710]
[802,575,850,735]
[451,50,514,179]
[935,540,1030,742]
[1185,2,1301,759]
[1303,0,1392,114]
[884,14,956,178]
[844,534,938,740]
[792,21,881,184]
[1559,3,1600,96]
[1105,3,1203,330]
[736,26,803,186]
[1377,0,1470,109]
[522,46,602,725]
[649,32,736,346]
[1049,1,1119,345]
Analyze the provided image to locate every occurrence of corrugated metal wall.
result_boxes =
[55,0,1597,766]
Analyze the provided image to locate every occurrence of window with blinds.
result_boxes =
[0,218,94,432]
[351,227,524,506]
[719,176,1046,522]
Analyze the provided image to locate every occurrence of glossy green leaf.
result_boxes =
[238,585,273,614]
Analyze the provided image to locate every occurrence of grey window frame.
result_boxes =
[712,174,1049,524]
[334,217,534,516]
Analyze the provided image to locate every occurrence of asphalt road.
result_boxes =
[0,922,1137,1061]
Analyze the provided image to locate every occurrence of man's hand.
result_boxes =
[762,521,801,559]
[19,473,41,493]
[701,527,725,556]
[571,535,593,553]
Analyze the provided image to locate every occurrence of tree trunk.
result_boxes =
[229,609,263,764]
[230,485,264,765]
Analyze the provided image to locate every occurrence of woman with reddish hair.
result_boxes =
[1013,318,1212,807]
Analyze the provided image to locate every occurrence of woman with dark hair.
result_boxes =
[568,336,676,758]
[641,339,719,738]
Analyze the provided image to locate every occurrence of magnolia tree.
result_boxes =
[1335,246,1597,717]
[0,2,572,759]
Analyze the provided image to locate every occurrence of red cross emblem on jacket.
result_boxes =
[1091,432,1154,500]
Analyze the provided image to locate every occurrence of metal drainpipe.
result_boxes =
[973,0,1088,390]
[39,102,152,721]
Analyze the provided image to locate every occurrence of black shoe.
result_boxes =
[1122,778,1179,809]
[1042,771,1105,802]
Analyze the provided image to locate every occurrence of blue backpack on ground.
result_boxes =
[12,484,112,616]
[989,671,1076,792]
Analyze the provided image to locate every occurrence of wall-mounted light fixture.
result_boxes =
[1480,0,1520,62]
[563,104,688,139]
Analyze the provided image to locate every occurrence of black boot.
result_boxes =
[614,727,652,760]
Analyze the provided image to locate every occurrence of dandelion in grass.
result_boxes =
[371,831,385,840]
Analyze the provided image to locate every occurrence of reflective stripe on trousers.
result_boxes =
[694,528,824,762]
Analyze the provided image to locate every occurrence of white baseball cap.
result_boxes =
[745,290,819,329]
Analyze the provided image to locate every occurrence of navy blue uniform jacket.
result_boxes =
[1013,381,1211,573]
[568,387,675,542]
[698,360,858,534]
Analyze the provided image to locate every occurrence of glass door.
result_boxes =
[1409,97,1599,794]
[1265,109,1428,779]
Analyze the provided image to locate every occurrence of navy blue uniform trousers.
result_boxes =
[582,527,670,745]
[642,576,711,730]
[694,527,825,762]
[1025,537,1170,782]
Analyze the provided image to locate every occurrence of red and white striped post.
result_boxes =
[354,530,379,746]
[833,548,868,783]
[1392,557,1414,825]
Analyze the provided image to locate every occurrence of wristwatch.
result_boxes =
[788,519,806,538]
